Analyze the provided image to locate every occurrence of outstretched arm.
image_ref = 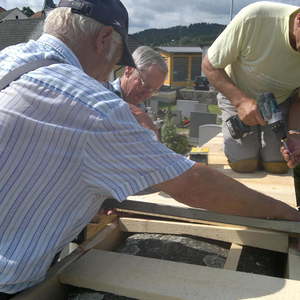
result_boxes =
[154,163,300,221]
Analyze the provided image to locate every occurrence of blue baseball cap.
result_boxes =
[58,0,135,67]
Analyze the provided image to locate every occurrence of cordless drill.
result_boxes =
[225,92,288,147]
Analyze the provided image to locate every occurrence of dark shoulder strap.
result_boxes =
[0,59,58,91]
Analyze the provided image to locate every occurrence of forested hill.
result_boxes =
[132,23,226,47]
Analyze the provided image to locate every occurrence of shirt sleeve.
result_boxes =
[82,102,195,201]
[207,5,255,69]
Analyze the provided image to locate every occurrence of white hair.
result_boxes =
[44,7,122,49]
[132,46,168,74]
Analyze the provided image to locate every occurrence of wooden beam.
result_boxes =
[119,218,288,253]
[60,249,300,300]
[286,238,300,280]
[103,199,300,235]
[80,221,122,252]
[224,243,243,270]
[84,215,118,240]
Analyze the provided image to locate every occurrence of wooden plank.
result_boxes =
[103,199,300,235]
[224,243,243,270]
[203,133,296,208]
[84,214,118,240]
[119,218,289,253]
[79,221,122,252]
[60,249,300,300]
[286,238,300,280]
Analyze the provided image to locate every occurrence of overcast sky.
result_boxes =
[1,0,299,33]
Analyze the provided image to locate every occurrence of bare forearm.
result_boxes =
[156,164,300,221]
[202,55,247,107]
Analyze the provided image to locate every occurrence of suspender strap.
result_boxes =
[0,59,58,90]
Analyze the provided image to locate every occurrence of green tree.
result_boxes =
[161,107,191,155]
[22,6,34,17]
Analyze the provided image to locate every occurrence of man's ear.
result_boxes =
[95,26,113,55]
[124,66,136,78]
[296,13,300,27]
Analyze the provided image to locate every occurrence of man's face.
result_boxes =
[101,38,123,81]
[122,64,166,105]
[95,28,124,82]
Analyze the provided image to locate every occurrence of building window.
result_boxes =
[191,56,202,80]
[173,57,188,82]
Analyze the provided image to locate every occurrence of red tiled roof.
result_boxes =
[30,11,44,18]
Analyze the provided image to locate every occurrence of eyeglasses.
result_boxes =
[136,69,160,94]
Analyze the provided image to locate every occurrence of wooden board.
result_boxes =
[104,199,300,235]
[60,249,300,300]
[224,243,243,270]
[119,218,289,253]
[84,215,118,240]
[127,133,296,210]
[286,238,300,280]
[203,133,296,207]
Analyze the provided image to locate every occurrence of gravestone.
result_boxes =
[171,110,182,126]
[179,89,217,104]
[149,99,159,115]
[189,112,217,139]
[176,100,208,119]
[198,124,222,146]
[150,90,177,105]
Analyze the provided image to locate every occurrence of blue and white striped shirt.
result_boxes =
[0,34,194,293]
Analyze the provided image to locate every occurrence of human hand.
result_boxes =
[128,104,159,139]
[236,97,266,126]
[281,130,300,168]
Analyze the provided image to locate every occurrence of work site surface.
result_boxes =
[65,232,286,300]
[128,133,296,208]
[13,133,299,300]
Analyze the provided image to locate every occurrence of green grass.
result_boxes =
[158,103,221,114]
[208,104,221,114]
[176,128,189,136]
[158,103,176,111]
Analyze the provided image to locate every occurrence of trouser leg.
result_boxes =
[218,93,289,174]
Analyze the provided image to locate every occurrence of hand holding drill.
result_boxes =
[226,92,287,142]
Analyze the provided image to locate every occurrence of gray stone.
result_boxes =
[171,110,182,125]
[116,233,228,267]
[198,124,222,146]
[179,89,217,104]
[189,112,217,138]
[176,100,208,119]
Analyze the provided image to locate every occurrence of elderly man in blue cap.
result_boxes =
[0,0,300,297]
